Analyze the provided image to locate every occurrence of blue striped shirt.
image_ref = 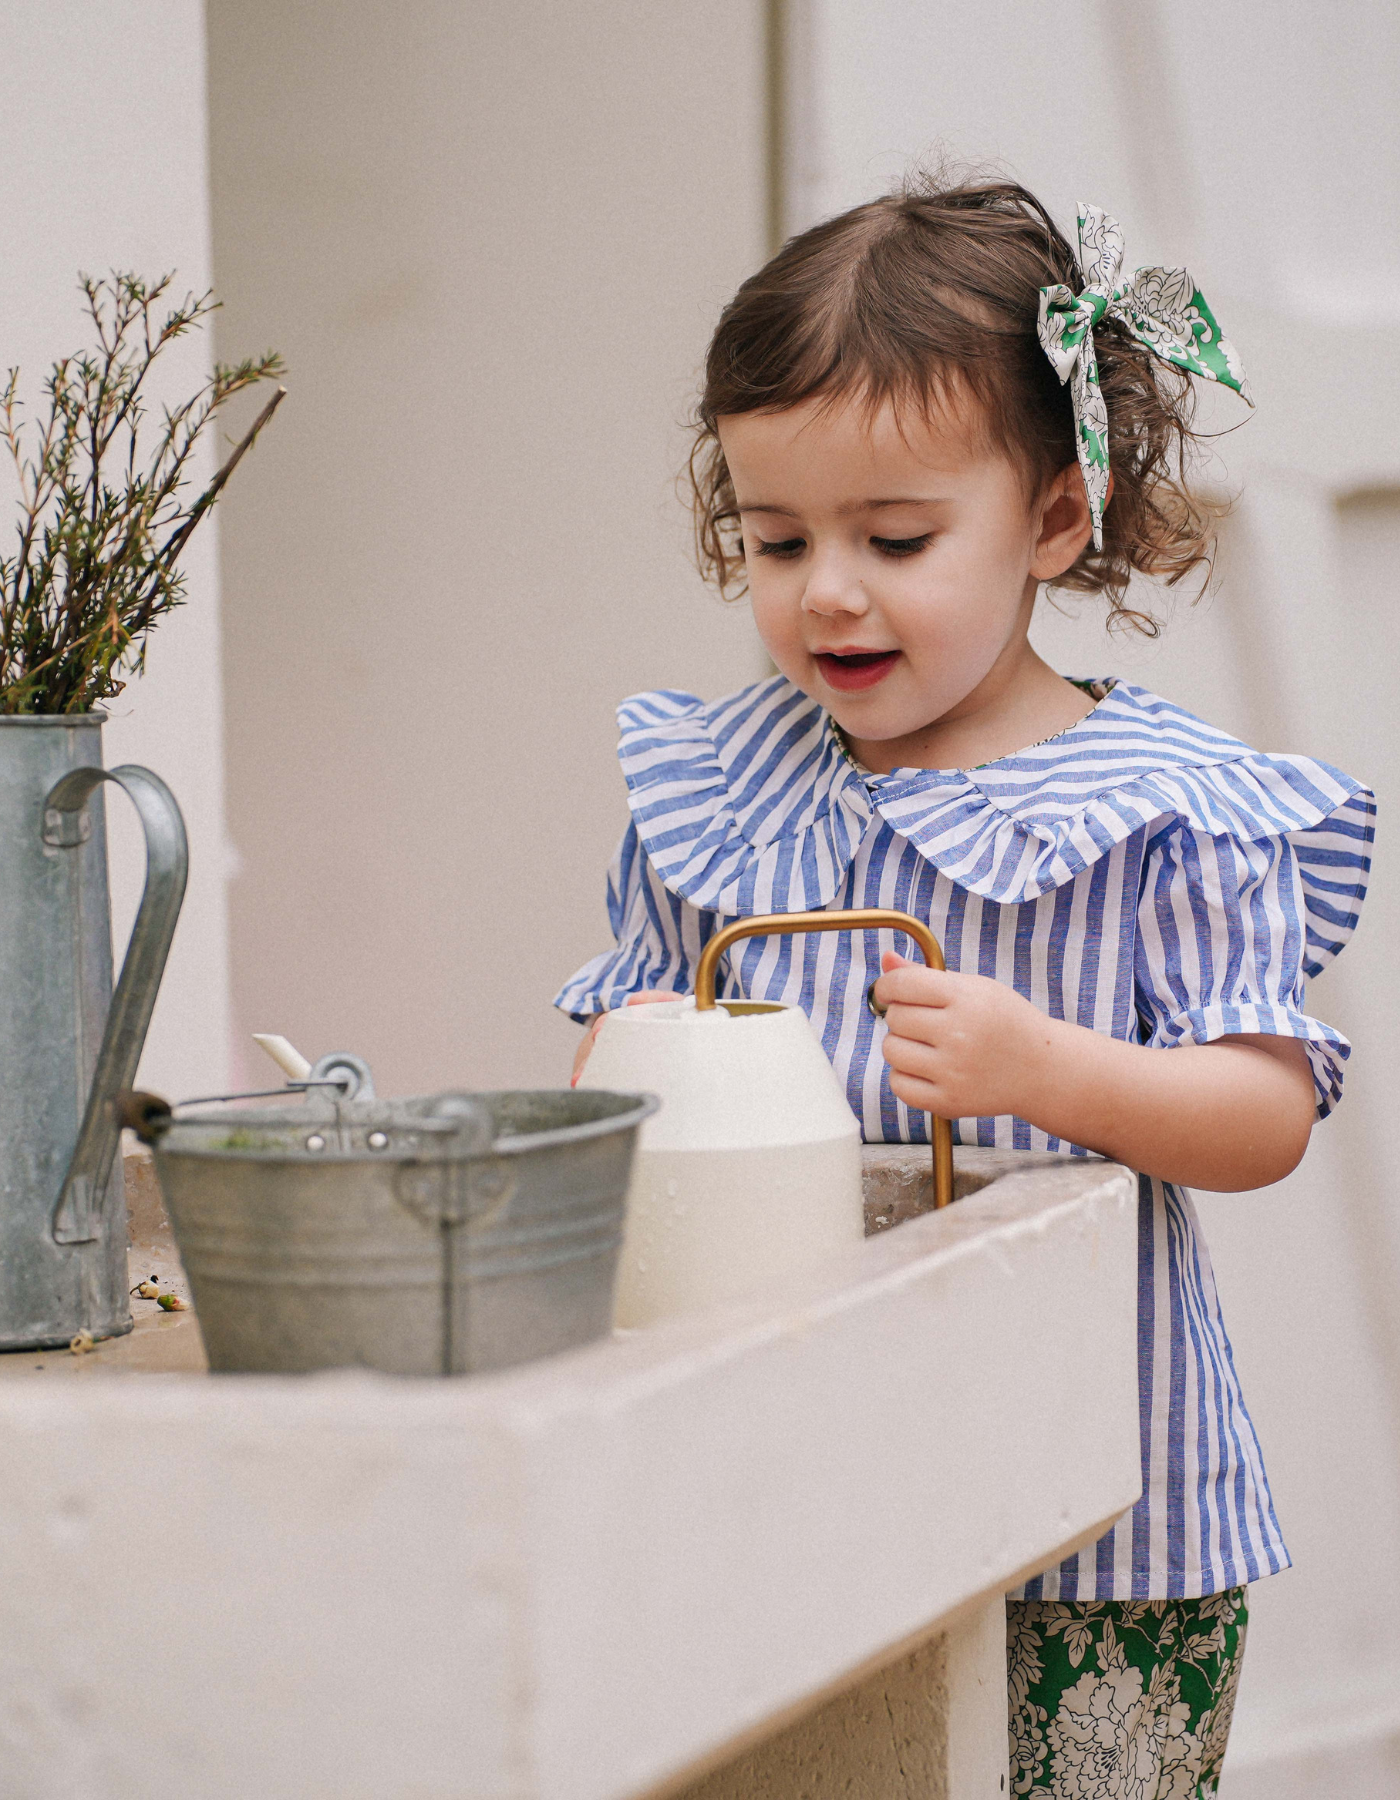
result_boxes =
[555,675,1374,1601]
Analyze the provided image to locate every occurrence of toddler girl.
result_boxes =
[557,176,1374,1796]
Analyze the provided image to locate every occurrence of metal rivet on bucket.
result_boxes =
[367,1130,388,1150]
[304,1133,326,1152]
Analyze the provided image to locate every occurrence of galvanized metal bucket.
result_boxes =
[0,716,186,1351]
[147,1088,657,1376]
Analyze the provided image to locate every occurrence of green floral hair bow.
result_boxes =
[1037,204,1251,550]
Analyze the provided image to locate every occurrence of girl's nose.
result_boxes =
[801,548,868,620]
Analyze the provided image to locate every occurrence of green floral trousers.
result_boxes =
[1006,1589,1248,1798]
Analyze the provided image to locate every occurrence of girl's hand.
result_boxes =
[872,951,1054,1121]
[873,950,1316,1189]
[571,990,685,1086]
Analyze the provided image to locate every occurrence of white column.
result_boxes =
[0,3,232,1098]
[945,1597,1010,1797]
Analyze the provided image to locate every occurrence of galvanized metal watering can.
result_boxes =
[0,716,186,1350]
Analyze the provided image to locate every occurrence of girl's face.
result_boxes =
[717,392,1091,768]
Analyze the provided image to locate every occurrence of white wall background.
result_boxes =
[780,2,1400,1791]
[0,2,233,1101]
[206,1,767,1099]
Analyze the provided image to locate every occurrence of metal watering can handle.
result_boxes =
[43,765,188,1245]
[693,908,955,1211]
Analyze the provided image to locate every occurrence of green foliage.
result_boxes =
[0,273,283,714]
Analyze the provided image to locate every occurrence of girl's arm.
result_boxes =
[873,953,1317,1191]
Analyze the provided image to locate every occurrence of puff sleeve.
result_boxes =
[1133,791,1374,1118]
[552,820,717,1022]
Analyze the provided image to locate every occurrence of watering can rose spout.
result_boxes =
[117,1090,176,1146]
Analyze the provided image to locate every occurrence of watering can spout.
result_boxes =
[117,1090,175,1146]
[44,765,188,1244]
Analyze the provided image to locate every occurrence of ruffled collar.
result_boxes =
[615,675,1368,917]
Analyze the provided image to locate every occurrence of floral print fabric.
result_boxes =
[1037,204,1251,551]
[1007,1589,1248,1798]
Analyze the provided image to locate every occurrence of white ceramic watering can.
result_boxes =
[579,908,954,1326]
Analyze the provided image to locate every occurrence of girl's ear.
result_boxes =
[1030,464,1112,579]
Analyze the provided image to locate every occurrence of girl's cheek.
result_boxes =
[748,580,801,655]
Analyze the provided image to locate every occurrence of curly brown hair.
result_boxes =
[688,173,1227,634]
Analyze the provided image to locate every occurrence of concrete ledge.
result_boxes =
[0,1152,1138,1800]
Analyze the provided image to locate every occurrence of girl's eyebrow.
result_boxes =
[737,497,944,516]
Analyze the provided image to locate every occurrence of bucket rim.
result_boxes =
[490,1089,659,1156]
[153,1088,660,1162]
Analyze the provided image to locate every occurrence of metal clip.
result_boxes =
[391,1095,505,1228]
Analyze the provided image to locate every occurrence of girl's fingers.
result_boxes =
[873,961,955,1014]
[880,1030,946,1078]
[881,1000,953,1044]
[571,1014,610,1086]
[887,1068,945,1113]
[570,1027,597,1087]
[881,1024,962,1112]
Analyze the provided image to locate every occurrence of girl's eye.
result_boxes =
[871,534,932,557]
[752,536,806,559]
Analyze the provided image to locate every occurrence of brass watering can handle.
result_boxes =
[44,765,188,1245]
[693,910,955,1211]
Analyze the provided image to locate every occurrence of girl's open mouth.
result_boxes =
[814,649,900,692]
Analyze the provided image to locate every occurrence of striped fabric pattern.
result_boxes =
[555,676,1375,1601]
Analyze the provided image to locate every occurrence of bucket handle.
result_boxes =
[693,909,955,1211]
[44,766,188,1244]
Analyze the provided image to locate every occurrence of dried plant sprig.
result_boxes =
[0,272,284,714]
